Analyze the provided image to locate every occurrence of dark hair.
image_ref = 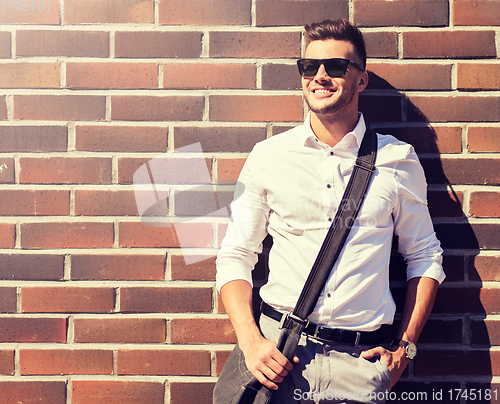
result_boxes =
[304,19,367,69]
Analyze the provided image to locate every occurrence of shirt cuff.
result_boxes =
[215,259,254,292]
[407,261,446,284]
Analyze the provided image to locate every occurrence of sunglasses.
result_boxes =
[297,58,365,78]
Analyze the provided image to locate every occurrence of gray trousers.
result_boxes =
[259,313,392,404]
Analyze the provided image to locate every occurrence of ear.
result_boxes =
[357,70,369,93]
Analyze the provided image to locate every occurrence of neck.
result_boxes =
[310,110,360,147]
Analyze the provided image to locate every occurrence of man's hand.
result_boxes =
[361,346,410,389]
[240,334,299,391]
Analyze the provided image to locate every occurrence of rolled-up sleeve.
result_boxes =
[393,147,446,284]
[216,147,270,292]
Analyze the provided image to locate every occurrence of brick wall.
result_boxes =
[0,0,499,403]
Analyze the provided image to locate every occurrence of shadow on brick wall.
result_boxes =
[363,73,492,403]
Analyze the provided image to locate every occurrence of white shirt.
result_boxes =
[216,113,445,332]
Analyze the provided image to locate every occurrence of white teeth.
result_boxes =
[314,89,332,93]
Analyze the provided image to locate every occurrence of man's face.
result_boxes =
[301,39,367,118]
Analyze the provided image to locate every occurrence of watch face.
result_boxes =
[406,342,417,359]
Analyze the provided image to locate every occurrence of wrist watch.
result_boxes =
[391,339,417,359]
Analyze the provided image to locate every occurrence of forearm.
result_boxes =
[220,279,263,349]
[397,276,439,343]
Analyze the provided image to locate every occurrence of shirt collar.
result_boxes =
[302,112,367,151]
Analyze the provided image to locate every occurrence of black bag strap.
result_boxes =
[278,124,378,357]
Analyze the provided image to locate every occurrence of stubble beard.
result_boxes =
[305,80,357,118]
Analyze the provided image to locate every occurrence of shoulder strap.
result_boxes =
[280,125,378,337]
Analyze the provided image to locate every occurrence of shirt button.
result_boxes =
[329,151,334,156]
[327,293,331,298]
[328,217,332,222]
[327,184,332,189]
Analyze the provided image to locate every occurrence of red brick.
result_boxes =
[16,30,108,57]
[21,287,114,313]
[0,63,59,88]
[217,158,246,183]
[0,350,14,375]
[75,190,137,216]
[365,32,398,58]
[170,382,215,404]
[0,125,67,152]
[118,349,210,375]
[433,288,500,315]
[0,158,14,183]
[118,155,213,184]
[174,126,265,152]
[359,95,403,123]
[0,381,66,404]
[0,32,10,58]
[14,95,105,121]
[171,318,236,344]
[171,255,216,281]
[454,0,500,26]
[119,221,212,248]
[120,287,212,313]
[402,31,496,59]
[21,222,114,249]
[0,318,66,342]
[0,224,15,249]
[470,255,500,282]
[354,0,449,27]
[375,126,462,154]
[65,0,153,24]
[115,31,202,58]
[0,0,60,24]
[407,96,500,122]
[67,62,158,89]
[261,63,301,91]
[71,254,165,281]
[471,319,500,346]
[0,254,63,281]
[415,350,500,376]
[255,0,347,26]
[210,95,302,122]
[209,32,300,58]
[20,349,113,375]
[468,126,500,153]
[118,157,151,184]
[457,63,500,90]
[0,287,16,313]
[163,63,256,89]
[368,63,452,90]
[0,96,6,120]
[418,319,463,344]
[19,157,112,184]
[423,158,500,185]
[427,190,464,218]
[0,190,69,216]
[215,350,231,375]
[111,95,203,121]
[74,318,166,343]
[76,125,167,152]
[72,381,163,404]
[159,0,250,25]
[470,192,500,218]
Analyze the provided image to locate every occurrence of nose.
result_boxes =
[314,63,330,81]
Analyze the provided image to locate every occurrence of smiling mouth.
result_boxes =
[313,88,335,94]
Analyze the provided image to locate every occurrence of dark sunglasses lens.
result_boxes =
[324,60,348,77]
[299,60,320,77]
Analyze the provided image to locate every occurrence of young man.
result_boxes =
[216,19,445,403]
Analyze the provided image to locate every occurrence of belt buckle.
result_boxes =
[278,311,309,331]
[312,324,321,339]
[354,331,361,347]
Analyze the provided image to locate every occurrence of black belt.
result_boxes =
[261,302,384,347]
